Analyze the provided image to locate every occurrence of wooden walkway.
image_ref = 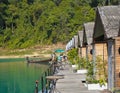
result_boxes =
[56,63,101,93]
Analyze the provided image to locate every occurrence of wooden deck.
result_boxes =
[56,63,101,93]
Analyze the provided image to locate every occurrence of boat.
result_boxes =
[26,56,52,63]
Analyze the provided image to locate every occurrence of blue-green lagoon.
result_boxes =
[0,58,49,93]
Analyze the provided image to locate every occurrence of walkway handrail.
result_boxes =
[34,62,54,93]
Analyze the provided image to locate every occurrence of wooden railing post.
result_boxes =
[35,80,39,93]
[45,71,48,93]
[41,76,44,93]
[34,63,55,93]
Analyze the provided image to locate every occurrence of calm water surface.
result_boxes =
[0,58,49,93]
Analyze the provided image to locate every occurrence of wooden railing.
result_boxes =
[35,63,54,93]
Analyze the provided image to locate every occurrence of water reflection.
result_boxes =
[0,59,49,93]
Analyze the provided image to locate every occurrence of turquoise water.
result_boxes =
[0,58,49,93]
[0,58,25,62]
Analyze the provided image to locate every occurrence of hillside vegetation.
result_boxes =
[0,0,118,49]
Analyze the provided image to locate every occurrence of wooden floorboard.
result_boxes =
[55,63,101,93]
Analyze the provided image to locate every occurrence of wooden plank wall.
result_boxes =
[115,37,120,90]
[81,47,86,58]
[94,43,108,80]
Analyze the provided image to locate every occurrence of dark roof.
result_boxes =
[83,22,95,45]
[78,31,83,47]
[93,5,120,40]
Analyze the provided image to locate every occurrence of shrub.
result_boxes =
[67,48,78,65]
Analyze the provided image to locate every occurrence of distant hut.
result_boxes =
[93,5,120,91]
[83,22,95,60]
[66,36,76,51]
[78,31,86,57]
[66,40,72,51]
[66,38,75,51]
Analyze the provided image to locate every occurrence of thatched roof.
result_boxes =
[93,5,120,41]
[78,31,83,47]
[83,22,95,45]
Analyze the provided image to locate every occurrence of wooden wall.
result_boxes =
[114,37,120,90]
[94,43,108,80]
[107,37,120,91]
[87,45,93,61]
[95,43,108,61]
[81,47,86,58]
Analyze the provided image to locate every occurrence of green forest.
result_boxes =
[0,0,119,49]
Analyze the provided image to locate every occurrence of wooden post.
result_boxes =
[48,68,50,76]
[78,47,80,57]
[74,35,78,48]
[45,72,48,93]
[35,80,39,93]
[41,76,44,93]
[86,45,88,60]
[79,47,82,57]
[107,39,114,91]
[80,47,82,57]
[92,44,96,77]
[49,64,52,75]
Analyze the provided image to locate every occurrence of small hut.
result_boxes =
[66,36,77,51]
[78,31,86,57]
[83,22,95,60]
[93,5,120,91]
[66,38,75,51]
[66,40,72,51]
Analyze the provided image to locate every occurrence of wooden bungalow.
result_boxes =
[93,5,120,91]
[66,40,72,51]
[66,38,74,51]
[83,22,95,61]
[66,36,76,51]
[78,31,86,57]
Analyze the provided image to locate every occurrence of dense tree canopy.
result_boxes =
[0,0,118,49]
